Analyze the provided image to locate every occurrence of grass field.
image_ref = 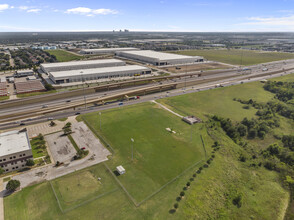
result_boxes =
[82,102,208,202]
[51,164,118,211]
[159,81,275,121]
[4,73,294,220]
[45,50,83,62]
[171,49,294,66]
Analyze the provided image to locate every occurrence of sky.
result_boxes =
[0,0,294,32]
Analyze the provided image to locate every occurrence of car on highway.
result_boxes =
[47,117,53,120]
[262,68,268,71]
[75,112,81,115]
[19,122,25,126]
[42,105,48,108]
[119,102,123,106]
[66,100,71,103]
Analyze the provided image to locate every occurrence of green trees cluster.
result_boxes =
[264,81,294,102]
[6,179,20,192]
[263,135,294,168]
[63,122,72,135]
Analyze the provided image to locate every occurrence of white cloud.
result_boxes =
[244,15,294,26]
[0,4,10,12]
[27,8,41,13]
[66,7,118,16]
[19,6,29,10]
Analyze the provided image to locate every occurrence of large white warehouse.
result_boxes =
[116,50,203,66]
[40,59,125,73]
[49,65,151,84]
[80,47,138,55]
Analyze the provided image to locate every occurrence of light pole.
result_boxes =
[131,138,134,161]
[99,112,101,130]
[81,71,87,109]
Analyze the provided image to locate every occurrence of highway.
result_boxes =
[0,58,293,129]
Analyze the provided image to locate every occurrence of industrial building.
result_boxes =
[40,59,125,73]
[79,47,138,55]
[116,50,203,66]
[0,129,33,172]
[49,65,151,84]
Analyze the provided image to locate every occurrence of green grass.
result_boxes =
[176,126,289,220]
[3,177,10,182]
[171,49,294,66]
[51,164,118,211]
[4,164,141,220]
[0,96,9,101]
[17,90,56,98]
[67,134,79,153]
[82,102,208,202]
[45,50,83,62]
[30,138,47,158]
[159,81,275,122]
[57,117,68,122]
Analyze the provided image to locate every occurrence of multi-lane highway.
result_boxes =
[0,59,293,130]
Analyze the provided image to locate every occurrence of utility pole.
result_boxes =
[99,112,101,130]
[131,138,134,161]
[81,71,87,109]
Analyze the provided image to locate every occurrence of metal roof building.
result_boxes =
[40,59,126,73]
[116,50,203,66]
[80,47,138,55]
[49,65,151,84]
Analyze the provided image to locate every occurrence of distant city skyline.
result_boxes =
[0,0,294,32]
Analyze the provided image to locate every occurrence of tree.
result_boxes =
[50,121,56,127]
[174,203,179,210]
[237,124,247,137]
[180,191,185,198]
[26,159,35,167]
[0,167,4,175]
[6,179,20,191]
[248,128,257,139]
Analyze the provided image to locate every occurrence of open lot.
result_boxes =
[45,50,83,62]
[171,49,294,66]
[161,62,231,73]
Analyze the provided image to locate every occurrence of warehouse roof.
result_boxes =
[50,65,150,78]
[0,130,31,157]
[41,59,125,69]
[118,50,202,61]
[81,47,138,53]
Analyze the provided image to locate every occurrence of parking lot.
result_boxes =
[45,132,76,164]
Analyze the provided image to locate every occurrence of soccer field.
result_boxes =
[82,102,209,202]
